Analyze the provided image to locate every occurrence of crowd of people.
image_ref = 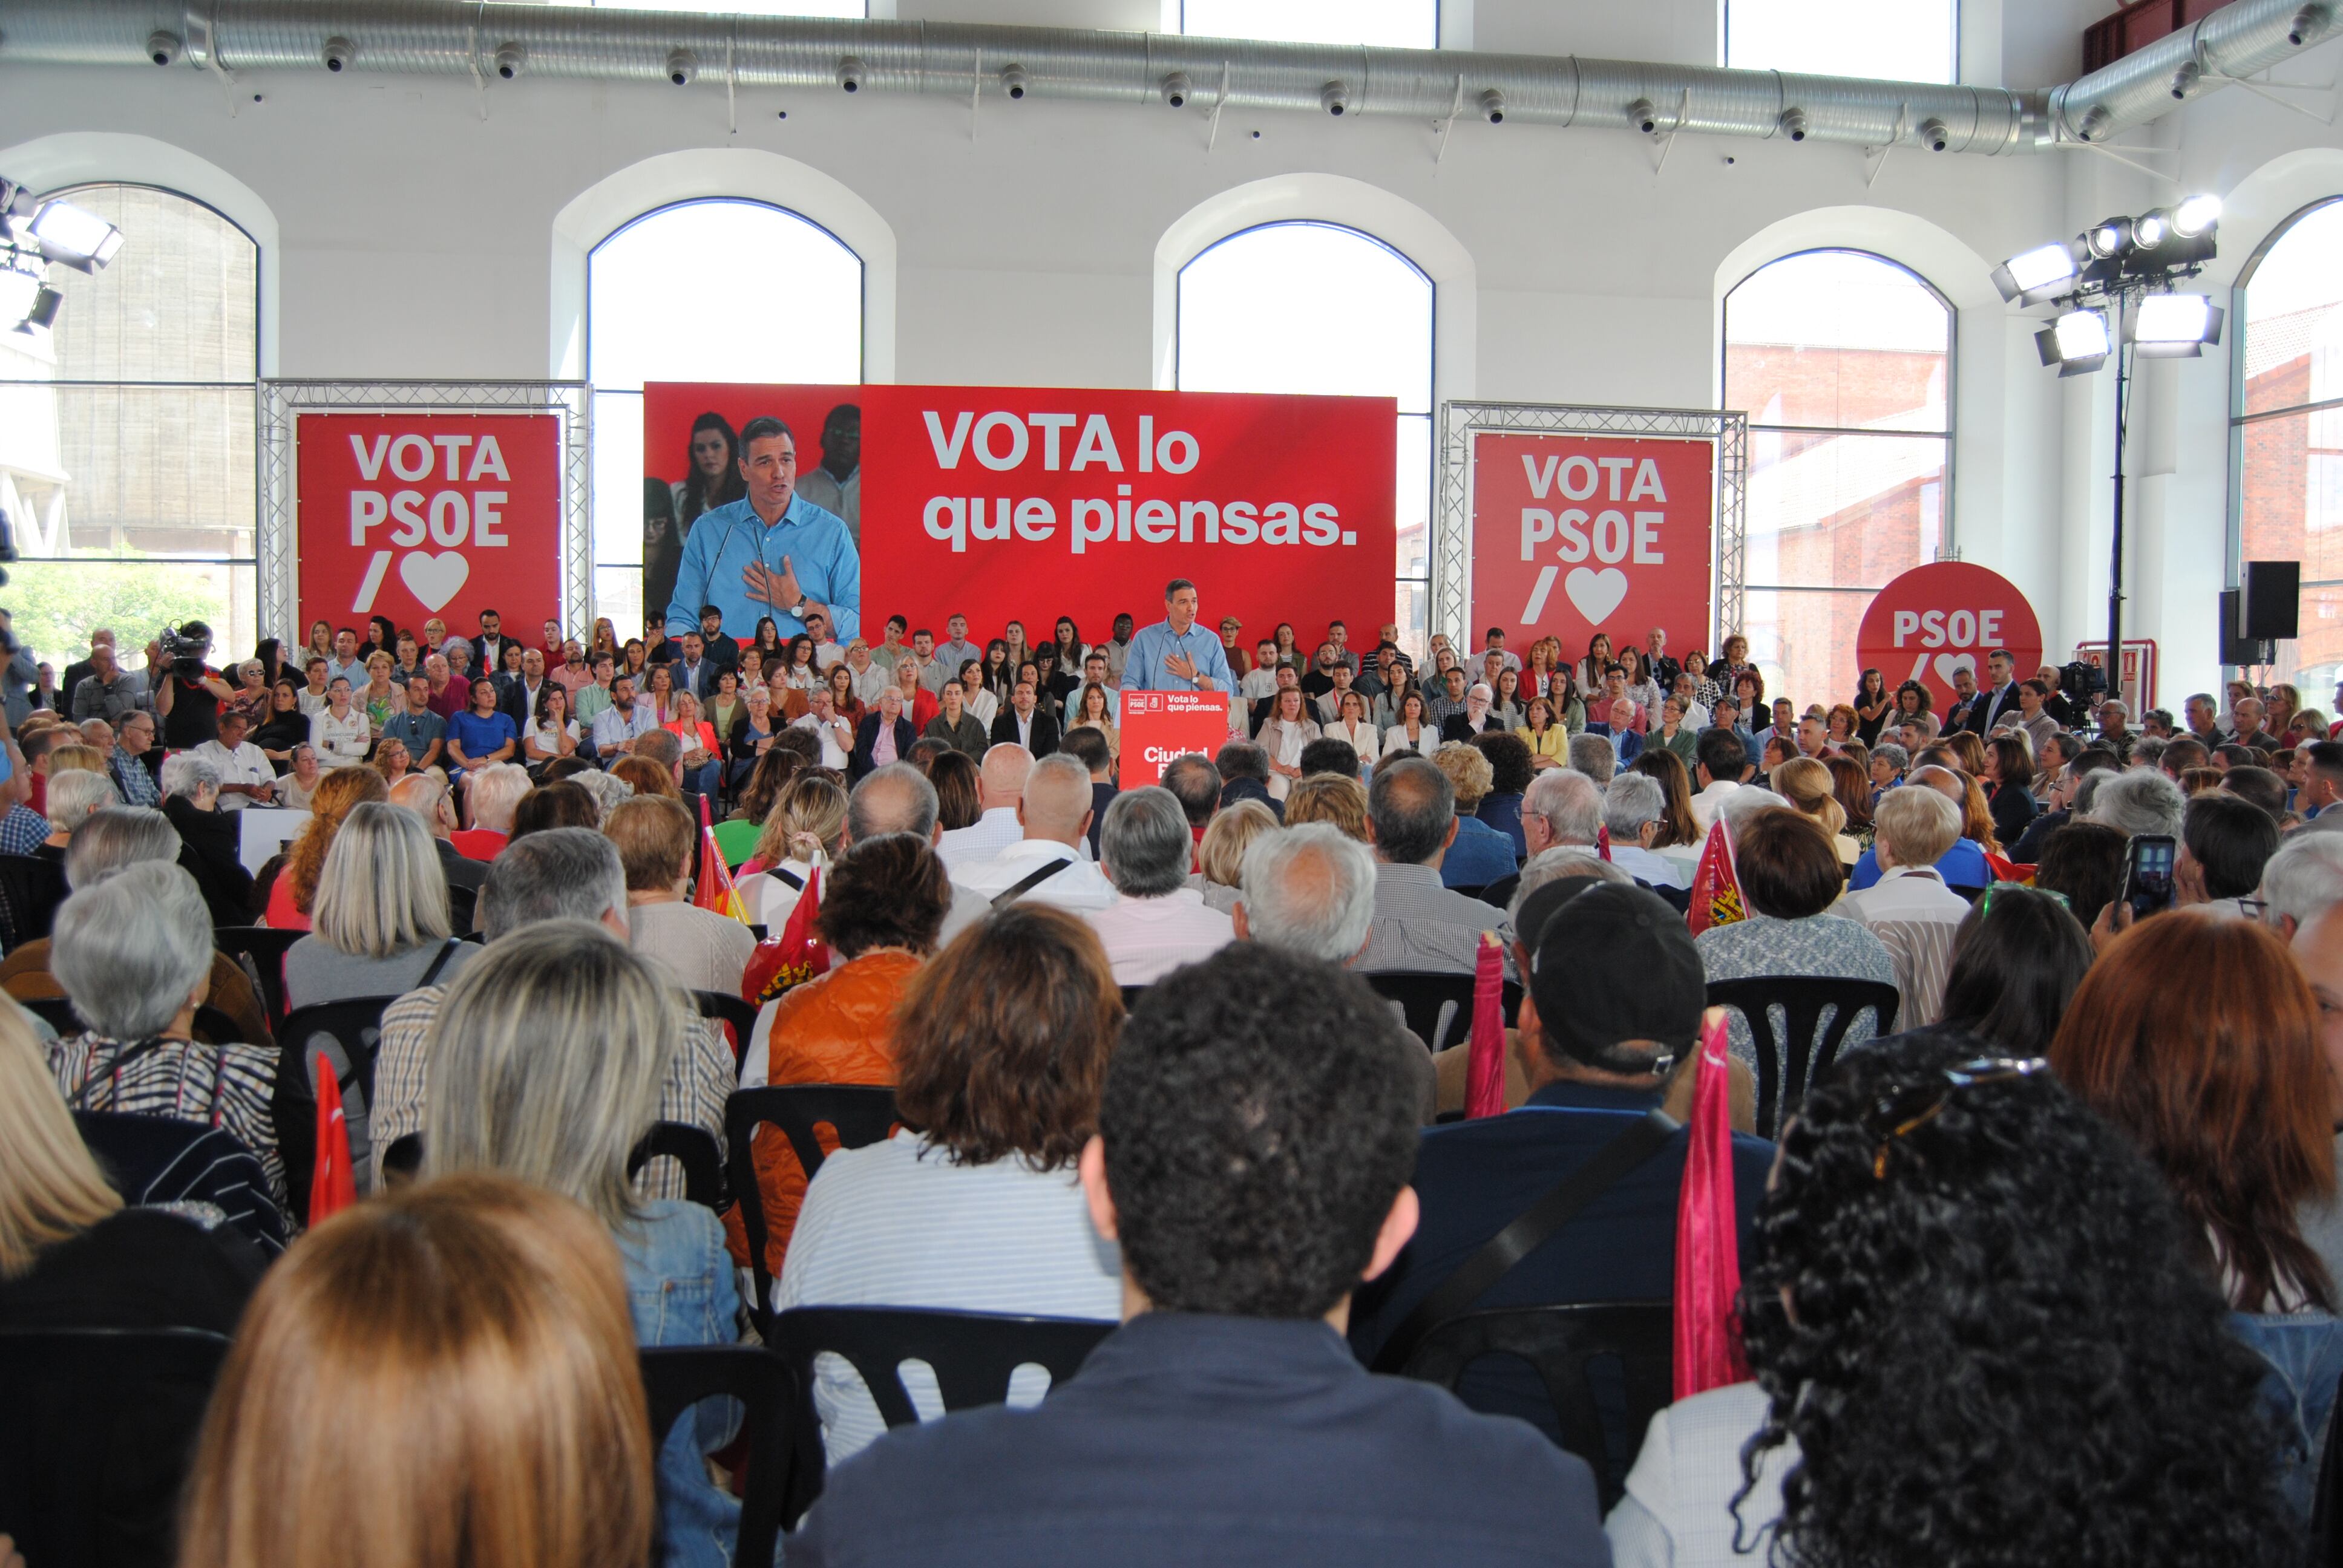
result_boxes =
[4,589,2343,1568]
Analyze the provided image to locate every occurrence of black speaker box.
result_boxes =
[2221,589,2276,666]
[2241,560,2301,640]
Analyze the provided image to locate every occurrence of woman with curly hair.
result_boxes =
[1609,1027,2299,1566]
[263,764,389,930]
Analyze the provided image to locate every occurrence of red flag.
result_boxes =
[1464,932,1507,1119]
[1982,849,2034,885]
[1686,812,1745,935]
[1673,1008,1750,1398]
[310,1051,355,1223]
[693,792,751,924]
[741,863,830,1007]
[1596,823,1613,862]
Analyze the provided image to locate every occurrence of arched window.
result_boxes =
[2234,197,2343,691]
[587,198,862,635]
[0,185,259,666]
[1177,221,1434,652]
[1179,0,1438,48]
[1724,0,1957,83]
[1724,249,1952,705]
[554,1,861,13]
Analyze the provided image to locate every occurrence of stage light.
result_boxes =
[2135,211,2171,249]
[1993,241,2078,303]
[2086,219,2130,258]
[0,265,42,333]
[2037,308,2111,376]
[28,198,122,270]
[2174,194,2222,238]
[15,285,60,336]
[2129,292,2223,356]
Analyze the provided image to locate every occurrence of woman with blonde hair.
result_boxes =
[179,1175,655,1568]
[285,802,470,1009]
[266,765,390,930]
[1282,773,1369,843]
[753,774,850,929]
[1772,756,1860,866]
[1194,799,1281,912]
[360,650,401,734]
[1254,685,1319,801]
[423,930,735,1568]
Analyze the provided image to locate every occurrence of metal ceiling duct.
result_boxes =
[1,0,2335,156]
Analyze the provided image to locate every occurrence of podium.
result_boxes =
[1119,691,1231,786]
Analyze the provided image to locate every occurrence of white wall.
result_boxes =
[3,0,2338,699]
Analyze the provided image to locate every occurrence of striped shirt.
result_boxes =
[368,983,733,1198]
[74,1110,288,1256]
[1358,862,1507,978]
[775,1129,1122,1465]
[50,1034,285,1209]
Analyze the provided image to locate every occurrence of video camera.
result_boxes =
[157,621,213,682]
[2057,659,2108,706]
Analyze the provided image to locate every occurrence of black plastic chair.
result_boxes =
[628,1120,727,1212]
[726,1086,902,1333]
[641,1345,793,1568]
[692,990,762,1069]
[1392,1301,1674,1512]
[447,881,478,934]
[1118,984,1149,1011]
[1705,975,1900,1137]
[0,1326,233,1568]
[16,993,80,1034]
[771,1307,1114,1523]
[212,926,305,1033]
[23,996,253,1047]
[1365,969,1521,1053]
[274,996,398,1226]
[0,852,68,953]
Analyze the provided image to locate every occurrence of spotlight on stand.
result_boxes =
[2128,292,2223,358]
[0,264,42,333]
[2174,193,2223,237]
[25,196,123,271]
[2036,308,2111,376]
[1992,241,2080,304]
[0,174,128,336]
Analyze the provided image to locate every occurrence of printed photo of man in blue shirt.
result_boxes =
[665,415,860,644]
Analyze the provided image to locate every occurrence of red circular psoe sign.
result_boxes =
[1856,562,2044,714]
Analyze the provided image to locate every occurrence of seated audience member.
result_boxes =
[836,763,990,950]
[936,744,1031,871]
[47,862,285,1205]
[509,779,601,839]
[1694,809,1896,1127]
[369,830,732,1197]
[35,767,120,860]
[1608,1029,2296,1568]
[1161,753,1222,845]
[1471,732,1533,858]
[1431,743,1519,890]
[1358,756,1512,977]
[988,678,1060,756]
[2175,792,2281,916]
[2053,913,2343,1516]
[1282,771,1369,842]
[778,906,1126,1464]
[1933,885,2094,1057]
[1601,773,1693,897]
[2161,734,2214,779]
[1298,735,1360,782]
[450,760,528,862]
[263,765,390,931]
[285,800,474,1011]
[605,795,755,995]
[1193,797,1280,913]
[950,755,1115,913]
[611,751,680,801]
[1835,784,1971,1029]
[749,775,849,930]
[1567,730,1617,787]
[1846,766,1991,891]
[2262,829,2343,938]
[2010,746,2119,861]
[424,929,741,1568]
[179,1176,655,1568]
[1058,726,1118,858]
[1350,883,1773,1451]
[1481,767,1605,910]
[733,834,949,1279]
[791,942,1609,1567]
[2085,764,2187,841]
[1689,727,1752,832]
[389,771,490,903]
[1087,788,1237,985]
[848,685,918,782]
[158,752,257,926]
[1215,740,1284,821]
[1768,756,1860,866]
[2218,763,2289,823]
[730,747,804,831]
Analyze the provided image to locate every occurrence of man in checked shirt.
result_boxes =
[368,828,733,1197]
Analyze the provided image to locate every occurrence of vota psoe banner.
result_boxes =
[1469,433,1715,661]
[296,413,563,637]
[643,382,1397,648]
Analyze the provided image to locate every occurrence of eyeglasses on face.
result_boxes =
[1867,1057,2050,1180]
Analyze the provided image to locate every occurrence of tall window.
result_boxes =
[543,1,861,13]
[1724,249,1951,705]
[1177,221,1434,655]
[586,198,862,636]
[0,185,258,669]
[2235,198,2343,691]
[1180,1,1437,47]
[1725,0,1957,83]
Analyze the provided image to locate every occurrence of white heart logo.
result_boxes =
[1564,567,1630,626]
[399,549,471,612]
[1933,652,1976,686]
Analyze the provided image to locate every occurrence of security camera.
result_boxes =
[1320,79,1351,116]
[1000,62,1028,99]
[1478,87,1506,124]
[146,30,182,66]
[2168,60,2200,98]
[1627,96,1659,134]
[2290,3,2330,45]
[1918,116,1949,151]
[494,42,525,80]
[1161,71,1193,108]
[666,48,697,86]
[323,36,355,73]
[1779,106,1810,142]
[837,55,866,92]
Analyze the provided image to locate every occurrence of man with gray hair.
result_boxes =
[1566,731,1615,786]
[846,761,990,944]
[1087,786,1235,985]
[2086,766,2186,841]
[1603,772,1692,898]
[2259,831,2343,938]
[453,760,530,860]
[368,827,733,1195]
[388,771,489,924]
[951,753,1114,912]
[1358,755,1510,977]
[1482,768,1604,910]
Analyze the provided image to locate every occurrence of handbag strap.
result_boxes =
[418,934,464,987]
[1373,1107,1679,1374]
[991,856,1070,909]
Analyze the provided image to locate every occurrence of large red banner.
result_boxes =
[1469,433,1715,659]
[643,384,1397,650]
[295,413,563,638]
[1856,562,2044,711]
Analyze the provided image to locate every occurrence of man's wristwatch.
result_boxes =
[790,598,809,620]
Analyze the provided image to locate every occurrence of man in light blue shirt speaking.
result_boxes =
[1120,578,1234,696]
[666,416,860,644]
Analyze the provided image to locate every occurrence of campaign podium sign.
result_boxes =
[1121,691,1230,786]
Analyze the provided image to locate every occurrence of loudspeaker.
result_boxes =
[2221,589,2276,666]
[2241,560,2301,640]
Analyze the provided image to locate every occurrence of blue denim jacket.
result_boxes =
[2231,1308,2343,1520]
[617,1201,747,1568]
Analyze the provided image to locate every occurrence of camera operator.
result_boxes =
[0,610,39,728]
[148,621,234,749]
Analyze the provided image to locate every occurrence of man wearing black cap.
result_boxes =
[1348,882,1774,1455]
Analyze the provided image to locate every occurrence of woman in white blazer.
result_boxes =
[1379,691,1435,761]
[1321,690,1378,766]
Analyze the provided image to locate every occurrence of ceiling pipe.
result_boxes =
[1,0,2335,155]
